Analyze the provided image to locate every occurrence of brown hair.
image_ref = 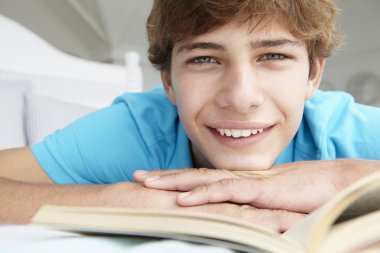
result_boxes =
[147,0,343,76]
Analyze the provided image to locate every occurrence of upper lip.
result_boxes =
[207,121,274,130]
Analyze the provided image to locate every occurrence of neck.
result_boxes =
[191,143,214,169]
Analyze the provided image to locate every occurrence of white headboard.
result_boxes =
[0,15,143,108]
[0,15,144,149]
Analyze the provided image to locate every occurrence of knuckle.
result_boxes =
[217,178,234,188]
[197,167,211,175]
[196,185,209,194]
[216,179,234,198]
[167,172,190,191]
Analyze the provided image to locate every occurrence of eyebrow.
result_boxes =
[176,38,302,55]
[176,42,225,55]
[250,38,302,49]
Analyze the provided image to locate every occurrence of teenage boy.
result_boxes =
[0,0,379,232]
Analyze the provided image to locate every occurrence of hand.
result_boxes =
[108,182,304,232]
[0,177,302,231]
[134,159,380,214]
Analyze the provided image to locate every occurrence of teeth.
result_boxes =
[241,130,251,137]
[231,129,240,138]
[216,128,264,138]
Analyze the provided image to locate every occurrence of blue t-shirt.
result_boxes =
[31,87,380,184]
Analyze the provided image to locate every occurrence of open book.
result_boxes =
[32,171,380,253]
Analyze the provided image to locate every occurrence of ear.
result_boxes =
[161,70,177,104]
[305,58,326,101]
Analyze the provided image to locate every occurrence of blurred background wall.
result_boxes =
[0,0,379,105]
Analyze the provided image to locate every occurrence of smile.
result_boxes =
[216,128,264,138]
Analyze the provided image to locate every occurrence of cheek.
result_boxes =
[171,81,205,132]
[174,94,206,150]
[267,72,309,123]
[176,92,209,129]
[171,71,214,118]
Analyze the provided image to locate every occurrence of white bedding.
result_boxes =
[0,15,143,150]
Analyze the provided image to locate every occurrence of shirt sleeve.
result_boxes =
[302,90,380,160]
[31,88,188,184]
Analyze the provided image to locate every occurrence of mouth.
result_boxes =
[215,128,264,138]
[207,124,273,148]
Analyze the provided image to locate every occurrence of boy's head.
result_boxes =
[147,0,342,76]
[146,0,342,171]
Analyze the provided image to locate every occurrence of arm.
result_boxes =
[134,159,380,213]
[0,148,179,223]
[0,148,304,232]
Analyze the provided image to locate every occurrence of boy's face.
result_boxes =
[162,19,324,171]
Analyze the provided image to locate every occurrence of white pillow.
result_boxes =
[0,81,30,150]
[26,95,95,145]
[0,69,125,108]
[0,79,30,93]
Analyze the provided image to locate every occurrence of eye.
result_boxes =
[259,53,288,61]
[189,56,218,65]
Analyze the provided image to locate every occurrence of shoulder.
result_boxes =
[304,89,355,116]
[73,86,183,153]
[112,86,180,145]
[304,89,380,126]
[32,86,191,184]
[113,86,176,116]
[300,89,380,159]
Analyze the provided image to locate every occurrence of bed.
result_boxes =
[0,15,234,253]
[0,15,143,150]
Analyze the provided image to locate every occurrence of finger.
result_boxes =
[176,178,261,206]
[133,168,189,182]
[177,177,322,213]
[143,168,236,191]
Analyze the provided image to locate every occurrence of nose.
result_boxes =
[216,63,265,113]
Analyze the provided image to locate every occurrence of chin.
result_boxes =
[212,158,273,171]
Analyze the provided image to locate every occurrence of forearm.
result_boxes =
[134,159,380,214]
[0,177,136,224]
[330,159,380,191]
[0,177,310,232]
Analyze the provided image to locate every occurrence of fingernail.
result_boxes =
[146,176,160,182]
[179,191,191,198]
[134,170,148,175]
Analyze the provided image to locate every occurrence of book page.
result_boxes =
[33,206,303,253]
[320,210,380,253]
[284,171,380,252]
[334,183,380,224]
[282,207,324,249]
